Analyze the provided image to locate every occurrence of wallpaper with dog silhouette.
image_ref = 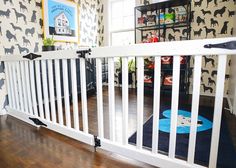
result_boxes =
[136,0,235,96]
[80,0,104,46]
[0,0,43,114]
[0,0,104,114]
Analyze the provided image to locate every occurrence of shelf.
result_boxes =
[135,0,191,94]
[136,22,189,31]
[135,0,190,13]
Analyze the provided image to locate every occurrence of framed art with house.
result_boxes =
[42,0,79,43]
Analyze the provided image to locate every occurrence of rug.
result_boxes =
[128,105,236,168]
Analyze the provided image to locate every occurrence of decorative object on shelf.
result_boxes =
[142,31,159,43]
[173,6,187,23]
[138,14,147,27]
[159,9,165,25]
[144,75,153,84]
[42,36,55,51]
[42,0,79,43]
[164,8,175,24]
[180,56,186,64]
[161,56,172,64]
[163,75,172,86]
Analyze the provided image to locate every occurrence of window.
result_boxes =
[108,0,135,46]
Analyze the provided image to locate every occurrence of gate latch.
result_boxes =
[77,49,91,58]
[23,53,41,60]
[94,135,101,152]
[204,41,236,50]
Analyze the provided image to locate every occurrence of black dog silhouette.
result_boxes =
[214,6,226,17]
[214,0,218,6]
[4,46,15,55]
[201,9,211,16]
[10,23,22,31]
[3,0,13,5]
[194,28,202,37]
[182,28,190,35]
[168,34,175,41]
[203,26,216,38]
[23,36,31,46]
[172,27,180,33]
[208,77,216,86]
[91,4,96,10]
[25,27,35,36]
[194,0,203,7]
[196,16,205,26]
[190,11,195,22]
[220,21,228,34]
[211,70,217,77]
[19,2,28,12]
[12,8,27,24]
[228,10,235,17]
[16,44,29,54]
[201,84,213,93]
[84,0,89,6]
[6,30,17,42]
[0,9,11,18]
[206,0,213,8]
[225,74,230,80]
[202,68,209,74]
[35,1,42,8]
[210,18,218,27]
[203,56,215,67]
[39,18,43,28]
[31,10,37,22]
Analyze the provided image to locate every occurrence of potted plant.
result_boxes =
[42,36,55,51]
[117,58,135,85]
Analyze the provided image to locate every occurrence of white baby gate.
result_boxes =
[1,37,236,168]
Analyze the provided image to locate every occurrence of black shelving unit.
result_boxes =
[134,0,191,94]
[102,58,108,83]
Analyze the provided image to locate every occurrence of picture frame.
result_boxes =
[42,0,79,43]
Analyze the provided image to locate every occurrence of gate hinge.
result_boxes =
[77,49,91,58]
[94,135,101,152]
[204,41,236,50]
[29,117,47,127]
[23,53,41,60]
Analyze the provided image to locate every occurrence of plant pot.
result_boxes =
[42,46,55,51]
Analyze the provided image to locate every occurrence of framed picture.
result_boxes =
[42,0,79,43]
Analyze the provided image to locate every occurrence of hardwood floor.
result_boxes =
[0,87,155,168]
[0,87,236,168]
[0,115,154,168]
